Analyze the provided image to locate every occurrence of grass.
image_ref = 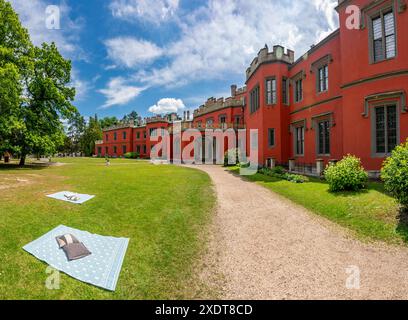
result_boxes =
[0,158,215,299]
[228,167,407,245]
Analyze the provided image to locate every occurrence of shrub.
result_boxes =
[381,140,408,208]
[285,174,309,183]
[223,148,241,167]
[124,152,139,159]
[258,167,308,183]
[324,155,368,192]
[271,165,285,175]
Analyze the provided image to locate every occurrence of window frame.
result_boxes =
[368,6,397,64]
[267,128,275,148]
[317,64,329,93]
[295,125,305,156]
[282,77,289,105]
[250,84,260,114]
[219,114,227,129]
[294,79,303,103]
[316,120,331,156]
[265,77,277,106]
[370,102,400,157]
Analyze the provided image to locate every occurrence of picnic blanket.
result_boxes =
[46,191,95,204]
[23,225,129,291]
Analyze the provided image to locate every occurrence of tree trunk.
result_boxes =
[19,154,26,166]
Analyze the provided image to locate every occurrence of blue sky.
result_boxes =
[9,0,339,120]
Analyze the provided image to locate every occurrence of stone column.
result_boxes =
[271,158,276,168]
[289,159,295,172]
[316,159,325,176]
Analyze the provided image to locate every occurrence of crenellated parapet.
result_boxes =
[145,112,180,124]
[193,93,245,118]
[246,45,294,80]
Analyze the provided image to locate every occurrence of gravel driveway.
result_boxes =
[190,165,408,300]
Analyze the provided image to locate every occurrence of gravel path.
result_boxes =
[191,165,408,300]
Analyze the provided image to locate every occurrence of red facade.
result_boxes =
[96,0,408,173]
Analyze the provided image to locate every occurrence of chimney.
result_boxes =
[287,49,295,63]
[187,110,190,120]
[231,84,237,97]
[183,111,186,121]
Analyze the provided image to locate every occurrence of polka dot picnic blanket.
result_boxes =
[23,225,129,291]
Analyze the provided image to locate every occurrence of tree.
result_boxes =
[16,43,77,165]
[0,1,78,165]
[122,110,139,125]
[99,116,118,129]
[63,112,86,154]
[81,114,102,157]
[0,0,31,157]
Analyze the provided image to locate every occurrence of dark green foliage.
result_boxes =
[381,140,408,208]
[324,155,368,192]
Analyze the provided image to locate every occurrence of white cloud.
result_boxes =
[99,77,146,109]
[313,0,339,42]
[9,0,86,60]
[109,0,179,24]
[131,0,339,88]
[148,98,185,114]
[70,70,91,101]
[105,37,163,68]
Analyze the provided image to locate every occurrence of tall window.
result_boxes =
[265,78,277,105]
[122,145,127,154]
[318,65,329,92]
[372,11,396,62]
[105,147,108,154]
[295,79,303,102]
[114,132,117,141]
[318,120,330,155]
[220,116,226,129]
[106,134,109,142]
[149,128,157,137]
[374,105,397,154]
[123,131,127,140]
[295,126,305,155]
[282,78,288,105]
[136,145,141,153]
[206,118,214,128]
[113,146,117,154]
[268,128,275,147]
[250,86,260,113]
[143,145,147,154]
[136,132,140,139]
[234,116,241,128]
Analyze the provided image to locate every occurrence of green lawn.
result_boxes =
[0,158,215,299]
[228,167,406,245]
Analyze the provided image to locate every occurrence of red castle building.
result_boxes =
[96,0,408,176]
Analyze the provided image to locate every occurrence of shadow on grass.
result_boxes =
[0,163,48,171]
[396,207,408,242]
